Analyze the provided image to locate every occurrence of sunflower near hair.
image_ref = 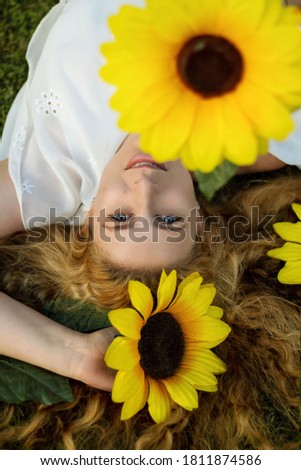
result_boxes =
[267,203,301,284]
[105,269,231,424]
[100,0,301,174]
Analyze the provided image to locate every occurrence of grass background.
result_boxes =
[1,0,57,134]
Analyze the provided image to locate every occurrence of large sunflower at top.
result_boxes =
[100,0,301,173]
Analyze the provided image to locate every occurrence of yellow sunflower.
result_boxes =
[100,0,301,173]
[267,203,301,284]
[105,269,231,423]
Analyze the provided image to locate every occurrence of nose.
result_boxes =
[132,176,159,203]
[129,170,160,190]
[126,172,160,214]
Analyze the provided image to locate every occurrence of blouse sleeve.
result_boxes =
[0,0,144,228]
[268,109,301,170]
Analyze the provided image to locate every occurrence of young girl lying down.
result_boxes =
[0,0,300,409]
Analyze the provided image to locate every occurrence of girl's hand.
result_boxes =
[70,327,118,392]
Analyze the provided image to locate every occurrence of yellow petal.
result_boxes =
[236,82,295,140]
[101,54,176,89]
[221,95,258,166]
[120,372,148,420]
[108,308,143,340]
[267,242,301,261]
[277,260,301,285]
[108,5,150,37]
[195,383,219,392]
[146,0,203,44]
[183,348,227,375]
[139,88,199,162]
[177,272,203,297]
[273,222,301,244]
[105,337,140,371]
[159,268,168,283]
[106,6,175,58]
[112,77,181,132]
[170,276,203,307]
[170,283,216,323]
[206,305,224,320]
[112,363,145,402]
[182,316,231,347]
[217,0,266,37]
[246,61,301,109]
[182,99,225,173]
[148,378,172,424]
[168,277,204,321]
[177,366,218,392]
[101,38,173,65]
[102,40,175,61]
[183,0,224,34]
[292,203,301,222]
[154,269,177,313]
[261,0,282,25]
[196,284,217,313]
[244,26,301,63]
[128,280,154,320]
[163,376,199,410]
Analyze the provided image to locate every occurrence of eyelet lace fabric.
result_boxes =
[36,91,62,116]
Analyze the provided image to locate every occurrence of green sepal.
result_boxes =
[195,161,238,201]
[0,299,111,405]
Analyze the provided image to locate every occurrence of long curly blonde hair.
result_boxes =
[0,170,300,450]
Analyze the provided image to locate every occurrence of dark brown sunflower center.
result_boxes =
[177,35,244,97]
[138,312,185,379]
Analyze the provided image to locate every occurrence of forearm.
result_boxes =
[0,292,84,379]
[238,153,287,174]
[0,292,116,391]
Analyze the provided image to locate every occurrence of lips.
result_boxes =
[126,153,167,171]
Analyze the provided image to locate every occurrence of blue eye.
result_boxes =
[110,214,130,222]
[159,216,181,224]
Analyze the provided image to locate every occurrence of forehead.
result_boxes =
[97,234,195,269]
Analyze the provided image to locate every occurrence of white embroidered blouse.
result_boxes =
[0,0,300,229]
[0,0,142,228]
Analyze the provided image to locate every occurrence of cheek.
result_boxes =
[172,170,196,198]
[169,183,196,206]
[98,176,125,199]
[96,185,128,212]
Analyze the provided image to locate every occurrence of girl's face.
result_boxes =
[90,135,201,269]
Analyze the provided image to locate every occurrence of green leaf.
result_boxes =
[195,161,238,201]
[42,299,111,332]
[0,356,73,405]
